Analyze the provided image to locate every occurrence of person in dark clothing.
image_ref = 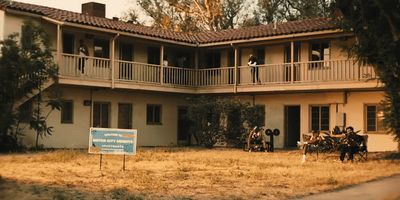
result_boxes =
[248,54,259,84]
[330,126,367,162]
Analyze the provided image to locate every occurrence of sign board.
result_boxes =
[88,128,137,155]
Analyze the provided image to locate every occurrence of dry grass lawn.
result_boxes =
[0,148,399,200]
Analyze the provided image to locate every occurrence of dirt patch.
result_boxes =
[0,148,399,200]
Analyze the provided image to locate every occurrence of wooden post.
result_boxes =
[290,41,294,84]
[234,47,238,93]
[111,34,119,89]
[99,154,103,170]
[56,24,62,64]
[160,45,164,85]
[194,50,199,86]
[123,155,126,171]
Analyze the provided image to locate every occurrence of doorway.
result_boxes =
[177,107,191,145]
[284,105,301,148]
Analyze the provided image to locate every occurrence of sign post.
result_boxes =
[88,128,137,171]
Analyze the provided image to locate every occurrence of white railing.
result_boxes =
[60,54,111,79]
[238,64,292,85]
[295,60,376,83]
[59,56,378,88]
[197,67,234,86]
[163,66,197,86]
[116,60,160,84]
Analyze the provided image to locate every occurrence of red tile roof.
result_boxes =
[0,1,337,45]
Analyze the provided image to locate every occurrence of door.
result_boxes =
[177,107,191,145]
[284,105,301,147]
[284,42,300,82]
[118,103,132,129]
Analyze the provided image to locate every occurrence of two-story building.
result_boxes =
[0,1,397,151]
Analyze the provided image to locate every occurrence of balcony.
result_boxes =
[58,53,380,94]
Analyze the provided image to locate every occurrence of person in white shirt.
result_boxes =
[78,40,89,74]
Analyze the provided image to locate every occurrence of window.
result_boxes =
[310,105,330,131]
[94,39,109,58]
[62,33,75,54]
[119,43,133,61]
[147,47,160,65]
[61,100,73,124]
[147,104,162,124]
[255,48,265,65]
[93,102,110,128]
[310,41,330,61]
[205,51,221,68]
[118,103,132,129]
[364,104,385,133]
[284,42,301,63]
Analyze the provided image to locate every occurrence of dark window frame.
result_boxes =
[93,38,110,58]
[62,33,75,54]
[146,104,162,125]
[310,105,330,132]
[147,46,160,65]
[119,42,134,61]
[61,100,74,124]
[309,41,330,62]
[364,104,386,133]
[93,102,111,128]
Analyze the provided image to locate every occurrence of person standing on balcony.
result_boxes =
[248,54,259,84]
[78,40,89,74]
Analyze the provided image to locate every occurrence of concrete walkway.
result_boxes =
[298,175,400,200]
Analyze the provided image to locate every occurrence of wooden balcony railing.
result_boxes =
[116,60,160,83]
[60,53,111,79]
[59,54,378,90]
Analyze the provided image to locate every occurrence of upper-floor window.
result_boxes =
[284,42,301,63]
[310,105,329,131]
[255,48,265,65]
[119,43,133,61]
[310,41,330,61]
[62,33,75,54]
[148,47,160,65]
[206,51,221,68]
[94,39,110,58]
[364,104,385,133]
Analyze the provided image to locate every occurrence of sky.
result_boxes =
[14,0,136,19]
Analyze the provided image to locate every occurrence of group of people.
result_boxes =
[298,126,368,163]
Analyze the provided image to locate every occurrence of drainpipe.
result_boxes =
[111,33,119,89]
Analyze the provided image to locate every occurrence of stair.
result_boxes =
[12,78,56,111]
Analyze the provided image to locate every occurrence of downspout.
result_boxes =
[111,33,119,89]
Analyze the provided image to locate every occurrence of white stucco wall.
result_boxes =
[237,91,397,152]
[22,86,188,148]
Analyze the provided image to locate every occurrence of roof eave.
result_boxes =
[197,29,347,47]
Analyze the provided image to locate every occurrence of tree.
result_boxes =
[126,0,247,32]
[257,0,332,23]
[186,96,265,148]
[334,0,400,149]
[0,20,61,151]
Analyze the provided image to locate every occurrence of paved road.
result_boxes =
[298,175,400,200]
